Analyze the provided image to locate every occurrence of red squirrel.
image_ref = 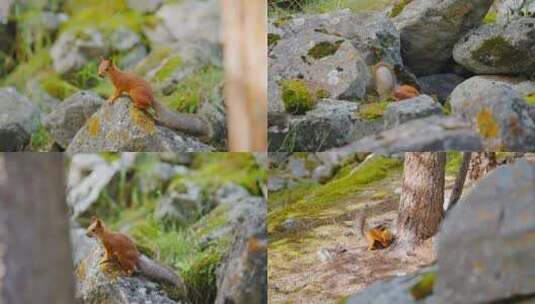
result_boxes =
[98,57,212,140]
[86,216,186,292]
[373,63,420,101]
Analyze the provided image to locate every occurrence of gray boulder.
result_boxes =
[50,28,108,74]
[154,182,204,225]
[392,0,493,76]
[43,91,103,148]
[66,98,214,153]
[418,74,465,104]
[449,76,535,151]
[495,0,535,23]
[109,27,141,52]
[126,0,162,13]
[75,245,179,304]
[453,17,535,75]
[0,87,40,151]
[269,99,383,152]
[331,116,483,153]
[24,78,61,113]
[436,160,535,304]
[269,10,413,113]
[384,95,443,129]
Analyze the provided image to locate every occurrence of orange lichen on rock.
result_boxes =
[393,85,420,101]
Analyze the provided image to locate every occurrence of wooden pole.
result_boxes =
[221,0,267,151]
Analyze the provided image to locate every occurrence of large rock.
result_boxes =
[495,0,535,23]
[384,95,443,129]
[24,78,61,113]
[154,182,205,226]
[436,160,535,304]
[392,0,493,76]
[269,10,414,113]
[268,99,383,152]
[449,76,535,151]
[330,115,483,153]
[66,98,214,153]
[75,245,179,304]
[43,91,103,148]
[154,0,220,44]
[453,17,535,75]
[418,74,465,104]
[0,87,40,151]
[50,28,108,74]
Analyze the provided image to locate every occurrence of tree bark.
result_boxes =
[397,152,446,246]
[447,152,471,212]
[221,0,267,151]
[466,152,497,184]
[0,153,74,304]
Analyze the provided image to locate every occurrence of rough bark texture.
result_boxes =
[397,152,446,245]
[447,152,471,211]
[221,0,267,151]
[466,152,497,184]
[0,153,74,304]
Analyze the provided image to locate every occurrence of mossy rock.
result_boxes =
[307,40,344,60]
[470,36,527,68]
[358,101,389,120]
[281,79,315,115]
[268,33,281,47]
[390,0,414,18]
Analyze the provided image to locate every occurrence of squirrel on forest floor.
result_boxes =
[373,63,420,101]
[86,216,186,293]
[356,213,393,251]
[97,57,212,141]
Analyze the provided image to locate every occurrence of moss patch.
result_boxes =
[524,95,535,106]
[390,0,413,18]
[154,56,183,83]
[471,36,527,67]
[29,125,54,152]
[87,116,101,138]
[307,40,344,60]
[40,74,78,100]
[410,272,437,300]
[2,49,51,91]
[445,152,462,176]
[135,47,173,76]
[476,108,500,138]
[129,107,156,133]
[281,79,315,114]
[268,33,281,47]
[483,12,497,24]
[358,101,389,120]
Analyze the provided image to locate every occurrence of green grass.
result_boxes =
[154,56,183,82]
[483,11,497,24]
[40,73,79,100]
[268,155,402,233]
[159,66,223,114]
[525,95,535,106]
[29,125,54,152]
[445,152,462,176]
[358,101,389,120]
[2,49,52,91]
[268,180,318,212]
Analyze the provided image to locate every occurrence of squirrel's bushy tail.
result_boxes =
[137,255,187,293]
[152,99,213,141]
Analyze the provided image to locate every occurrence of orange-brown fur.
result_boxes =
[393,85,420,101]
[86,216,139,276]
[359,215,393,251]
[98,58,153,110]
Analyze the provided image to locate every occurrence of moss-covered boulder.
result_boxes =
[392,0,493,76]
[66,97,214,153]
[43,91,104,148]
[0,87,41,151]
[453,18,535,75]
[495,0,535,24]
[449,76,535,151]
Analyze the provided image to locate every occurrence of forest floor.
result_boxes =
[268,164,462,304]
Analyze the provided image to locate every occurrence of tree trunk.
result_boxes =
[397,152,446,246]
[466,152,497,184]
[0,153,74,304]
[447,152,471,212]
[221,0,267,151]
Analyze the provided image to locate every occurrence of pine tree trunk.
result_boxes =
[447,152,471,211]
[466,152,497,184]
[397,152,446,246]
[221,0,267,151]
[0,154,74,304]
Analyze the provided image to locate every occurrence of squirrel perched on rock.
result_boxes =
[356,213,393,251]
[373,63,420,101]
[86,216,186,292]
[98,57,212,141]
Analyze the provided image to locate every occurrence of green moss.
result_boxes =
[445,152,462,176]
[316,89,330,99]
[159,66,223,114]
[29,125,54,152]
[483,12,497,24]
[281,79,315,114]
[410,272,437,300]
[154,56,183,82]
[307,40,344,60]
[40,74,78,100]
[268,33,281,47]
[524,95,535,106]
[390,0,413,18]
[471,36,527,67]
[194,204,230,239]
[135,47,173,76]
[443,99,452,116]
[358,101,389,120]
[273,16,290,27]
[268,155,402,233]
[3,49,51,90]
[181,249,220,304]
[268,181,318,212]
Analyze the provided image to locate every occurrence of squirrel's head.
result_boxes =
[86,216,105,238]
[98,57,114,78]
